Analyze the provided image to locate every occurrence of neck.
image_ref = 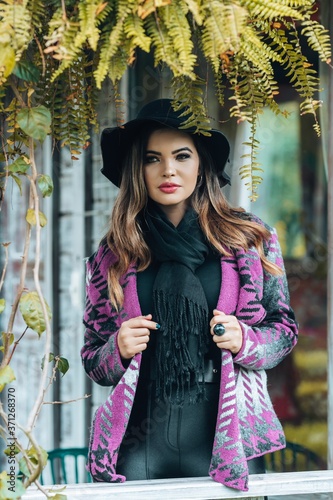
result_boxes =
[156,202,188,227]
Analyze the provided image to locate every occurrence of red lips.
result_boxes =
[158,182,181,188]
[158,182,181,193]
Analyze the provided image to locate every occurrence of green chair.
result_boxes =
[41,447,91,484]
[264,440,326,473]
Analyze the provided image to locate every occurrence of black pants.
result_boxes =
[117,379,266,480]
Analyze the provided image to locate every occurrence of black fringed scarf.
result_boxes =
[143,202,211,405]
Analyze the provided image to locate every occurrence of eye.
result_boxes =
[144,155,159,164]
[176,153,191,161]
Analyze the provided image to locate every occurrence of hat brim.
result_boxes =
[101,118,230,187]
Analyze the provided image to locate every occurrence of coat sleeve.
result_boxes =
[80,247,127,386]
[233,229,298,370]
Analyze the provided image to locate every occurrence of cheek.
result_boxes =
[188,165,200,186]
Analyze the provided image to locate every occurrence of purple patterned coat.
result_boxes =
[81,222,298,491]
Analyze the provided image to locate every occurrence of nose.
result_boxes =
[162,158,176,177]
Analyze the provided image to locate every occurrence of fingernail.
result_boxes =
[156,323,161,329]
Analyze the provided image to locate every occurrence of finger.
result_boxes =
[133,333,150,345]
[213,309,226,317]
[127,317,160,330]
[215,339,241,355]
[131,327,151,338]
[136,340,150,354]
[211,313,234,329]
[211,310,226,325]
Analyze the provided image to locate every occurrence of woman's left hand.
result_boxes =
[210,309,243,355]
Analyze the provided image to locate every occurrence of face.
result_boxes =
[143,128,200,225]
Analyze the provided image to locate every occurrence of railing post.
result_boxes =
[321,0,333,473]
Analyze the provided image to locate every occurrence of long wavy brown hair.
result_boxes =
[106,123,282,309]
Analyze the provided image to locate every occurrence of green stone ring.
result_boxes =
[213,324,226,336]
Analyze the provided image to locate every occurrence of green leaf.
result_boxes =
[4,444,20,456]
[41,352,55,370]
[58,357,69,377]
[12,61,40,83]
[18,446,48,480]
[0,366,16,392]
[0,332,14,352]
[19,291,52,336]
[18,457,30,478]
[26,208,47,227]
[27,446,48,468]
[18,446,48,479]
[41,354,69,376]
[17,106,51,142]
[0,471,25,499]
[10,174,23,195]
[0,45,16,78]
[0,299,5,314]
[51,495,68,499]
[8,157,30,174]
[37,175,54,197]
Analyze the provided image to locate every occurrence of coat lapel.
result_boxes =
[210,247,266,491]
[218,247,266,325]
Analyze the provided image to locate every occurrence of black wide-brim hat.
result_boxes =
[101,99,231,187]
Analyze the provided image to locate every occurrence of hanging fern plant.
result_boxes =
[0,0,331,197]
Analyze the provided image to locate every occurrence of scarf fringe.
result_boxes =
[154,290,209,406]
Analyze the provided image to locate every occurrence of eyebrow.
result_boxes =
[145,147,193,155]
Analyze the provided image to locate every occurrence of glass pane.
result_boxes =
[252,102,306,258]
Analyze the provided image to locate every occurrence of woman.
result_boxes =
[81,99,298,492]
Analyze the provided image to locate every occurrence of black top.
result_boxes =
[137,249,222,372]
[137,251,221,318]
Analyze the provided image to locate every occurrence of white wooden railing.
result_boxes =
[22,470,333,499]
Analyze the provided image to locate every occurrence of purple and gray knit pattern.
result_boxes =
[81,224,298,491]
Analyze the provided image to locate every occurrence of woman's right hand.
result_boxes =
[117,314,160,359]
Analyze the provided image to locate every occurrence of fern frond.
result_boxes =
[286,25,321,123]
[0,0,32,61]
[26,0,46,33]
[265,21,322,130]
[183,0,204,26]
[214,63,226,108]
[159,2,197,77]
[239,118,263,201]
[94,0,137,88]
[137,0,171,20]
[299,97,321,136]
[47,1,112,82]
[124,13,151,52]
[242,0,306,21]
[144,13,195,79]
[172,76,212,134]
[300,20,332,64]
[108,37,135,84]
[227,50,280,125]
[0,81,9,112]
[51,58,95,156]
[3,93,31,157]
[95,24,124,87]
[76,0,111,51]
[201,1,247,72]
[46,8,83,81]
[33,53,58,108]
[240,26,283,76]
